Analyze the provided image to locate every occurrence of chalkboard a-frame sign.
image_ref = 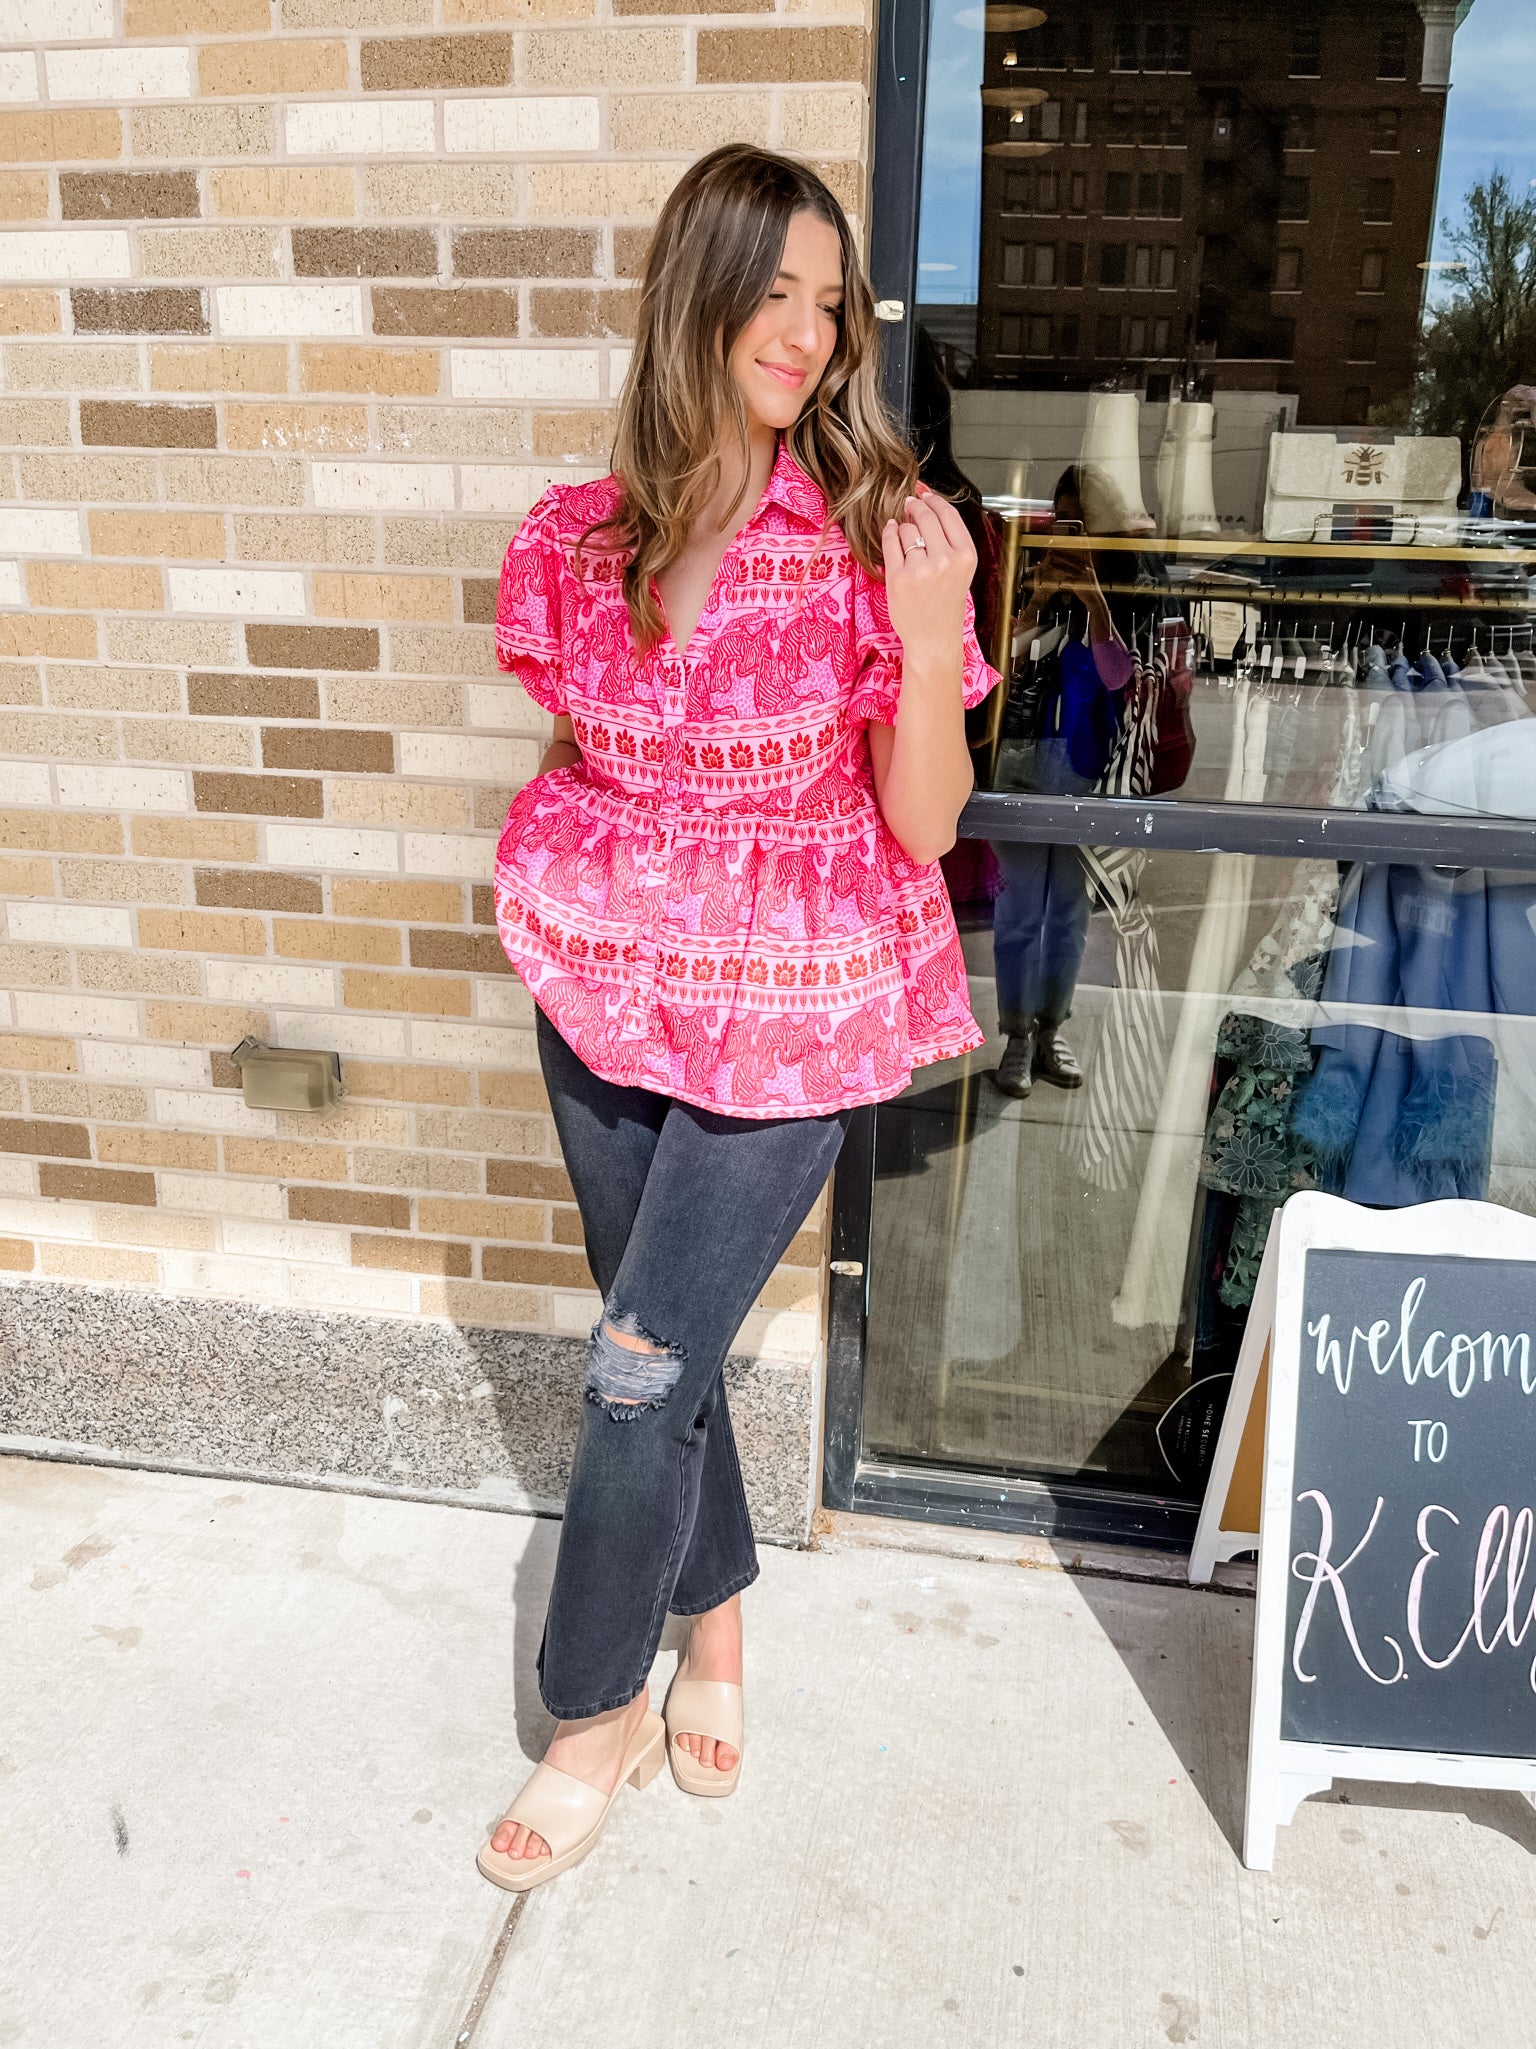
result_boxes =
[1199,1192,1536,1870]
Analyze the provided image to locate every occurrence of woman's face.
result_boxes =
[727,209,844,433]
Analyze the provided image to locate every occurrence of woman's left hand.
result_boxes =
[881,485,976,670]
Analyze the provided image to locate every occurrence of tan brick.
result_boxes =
[80,400,217,451]
[247,624,378,673]
[151,344,288,394]
[0,174,50,221]
[372,287,516,339]
[59,859,189,907]
[38,1162,154,1206]
[445,0,593,17]
[530,284,637,340]
[133,817,258,863]
[0,617,96,661]
[108,618,239,665]
[453,227,596,279]
[96,1209,217,1251]
[188,671,319,721]
[288,1184,409,1228]
[418,1196,543,1240]
[364,164,519,220]
[27,1078,146,1122]
[0,1035,76,1075]
[353,1146,478,1191]
[482,1244,592,1287]
[284,0,432,21]
[525,161,681,221]
[360,33,512,89]
[696,24,865,81]
[0,942,69,986]
[201,39,349,96]
[42,1243,158,1286]
[613,227,652,279]
[0,811,121,855]
[225,1137,347,1180]
[416,1107,542,1154]
[18,452,158,500]
[0,112,121,166]
[331,878,459,923]
[0,1237,33,1271]
[161,456,302,512]
[299,343,439,396]
[46,666,177,714]
[129,0,271,30]
[781,84,865,155]
[131,105,275,159]
[141,226,283,280]
[80,952,198,996]
[419,1276,544,1323]
[311,571,454,623]
[611,91,770,152]
[338,1060,469,1105]
[0,665,42,708]
[408,927,512,976]
[197,868,322,914]
[0,856,54,897]
[0,289,59,334]
[193,771,322,819]
[262,725,393,773]
[145,1000,268,1043]
[121,716,252,767]
[234,513,373,567]
[331,781,469,830]
[88,511,226,561]
[343,968,471,1016]
[213,167,355,219]
[477,1070,548,1112]
[533,407,614,460]
[96,1128,219,1171]
[272,918,399,965]
[524,27,682,84]
[6,713,110,764]
[375,404,527,462]
[139,908,267,954]
[226,402,369,455]
[352,1230,470,1276]
[382,518,507,570]
[61,169,199,221]
[27,562,162,612]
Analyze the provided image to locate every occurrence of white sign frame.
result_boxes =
[1239,1191,1536,1871]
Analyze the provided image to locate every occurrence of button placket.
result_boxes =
[623,652,685,1036]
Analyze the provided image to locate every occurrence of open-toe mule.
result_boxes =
[664,1660,743,1798]
[476,1708,666,1892]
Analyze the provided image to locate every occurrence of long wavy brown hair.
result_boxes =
[587,144,918,649]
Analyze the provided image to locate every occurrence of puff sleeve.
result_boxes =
[847,560,1000,726]
[494,489,568,717]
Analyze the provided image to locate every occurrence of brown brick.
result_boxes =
[0,112,121,166]
[485,1158,574,1202]
[338,1060,470,1106]
[196,867,322,914]
[96,1128,218,1171]
[273,918,399,965]
[0,1237,32,1270]
[343,968,471,1016]
[289,1185,409,1229]
[71,287,207,336]
[470,883,496,927]
[0,811,121,855]
[479,1071,549,1112]
[360,34,512,90]
[452,227,597,278]
[419,1195,543,1240]
[261,726,394,774]
[696,25,864,82]
[371,287,517,338]
[613,227,652,280]
[80,400,217,449]
[133,818,256,862]
[60,170,199,221]
[200,39,348,96]
[0,1117,89,1160]
[551,1207,583,1245]
[299,344,440,396]
[333,879,461,922]
[188,671,320,720]
[38,1162,156,1206]
[224,1137,346,1181]
[482,1245,592,1287]
[193,772,323,818]
[352,1230,471,1276]
[530,285,637,339]
[408,927,512,975]
[293,227,438,278]
[461,576,498,626]
[90,510,225,559]
[138,907,267,953]
[246,625,378,672]
[209,1050,241,1089]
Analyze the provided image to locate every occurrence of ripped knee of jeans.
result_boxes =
[585,1311,685,1419]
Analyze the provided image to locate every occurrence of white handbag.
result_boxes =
[1262,429,1461,543]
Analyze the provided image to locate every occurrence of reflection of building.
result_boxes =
[970,1,1451,425]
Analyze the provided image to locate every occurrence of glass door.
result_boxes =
[827,0,1536,1545]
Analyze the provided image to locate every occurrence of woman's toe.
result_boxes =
[715,1741,738,1773]
[697,1735,716,1771]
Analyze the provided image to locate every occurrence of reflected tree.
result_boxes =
[1411,172,1536,454]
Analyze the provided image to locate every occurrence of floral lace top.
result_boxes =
[491,441,999,1118]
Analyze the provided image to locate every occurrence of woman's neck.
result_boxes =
[697,421,779,542]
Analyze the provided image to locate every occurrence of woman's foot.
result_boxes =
[490,1690,651,1864]
[672,1593,742,1776]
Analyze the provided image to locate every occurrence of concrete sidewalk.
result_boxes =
[5,1454,1534,2049]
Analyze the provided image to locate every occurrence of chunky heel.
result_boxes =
[629,1739,666,1790]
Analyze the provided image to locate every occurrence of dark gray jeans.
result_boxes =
[534,1006,850,1720]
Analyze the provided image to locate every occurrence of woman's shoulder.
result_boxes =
[522,471,625,542]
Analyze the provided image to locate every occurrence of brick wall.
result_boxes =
[0,0,869,1372]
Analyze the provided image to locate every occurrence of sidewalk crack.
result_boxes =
[448,1896,528,2047]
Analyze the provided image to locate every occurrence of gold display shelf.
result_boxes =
[1090,583,1536,611]
[994,528,1536,567]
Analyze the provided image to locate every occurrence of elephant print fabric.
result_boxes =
[492,440,999,1118]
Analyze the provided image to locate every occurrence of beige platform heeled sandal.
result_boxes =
[664,1660,743,1798]
[476,1709,666,1893]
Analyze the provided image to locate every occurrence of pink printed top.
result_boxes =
[492,441,1000,1120]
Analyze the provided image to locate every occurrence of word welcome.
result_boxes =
[1308,1277,1533,1400]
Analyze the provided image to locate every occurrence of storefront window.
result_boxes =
[854,0,1536,1524]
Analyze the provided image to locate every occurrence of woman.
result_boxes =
[479,144,997,1892]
